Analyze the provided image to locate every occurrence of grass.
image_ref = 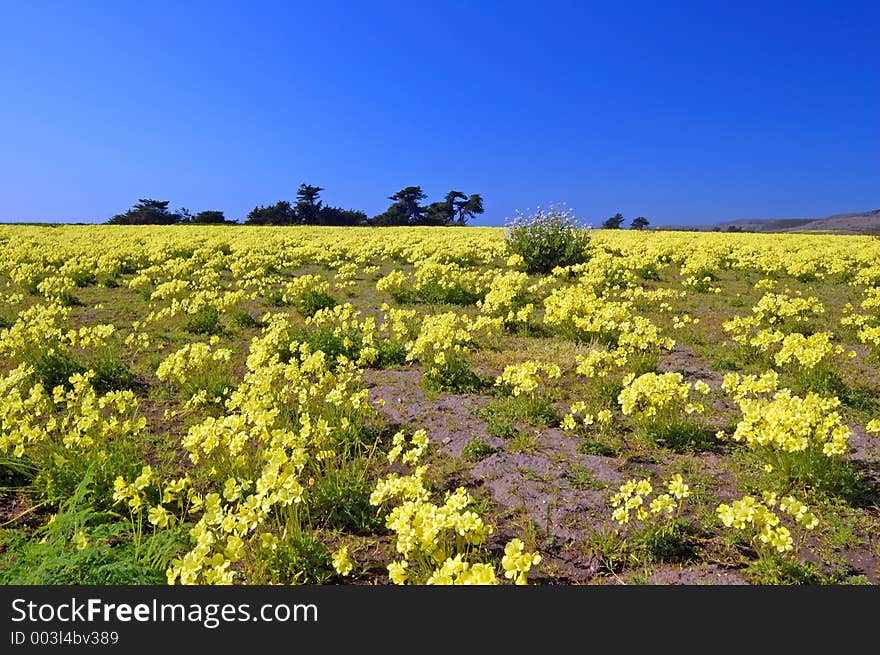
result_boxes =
[183,307,223,335]
[566,465,609,490]
[476,394,560,439]
[461,438,497,463]
[0,472,186,585]
[635,420,717,453]
[508,431,541,455]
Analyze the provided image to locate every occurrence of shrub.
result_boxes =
[503,205,591,274]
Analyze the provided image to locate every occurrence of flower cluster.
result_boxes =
[370,431,539,585]
[617,372,710,421]
[156,339,232,388]
[721,373,850,456]
[495,360,561,396]
[716,492,818,554]
[610,474,690,526]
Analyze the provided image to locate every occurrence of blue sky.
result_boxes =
[1,1,877,226]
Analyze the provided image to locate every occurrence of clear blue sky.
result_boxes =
[1,1,877,226]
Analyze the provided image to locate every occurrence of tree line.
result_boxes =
[601,213,651,230]
[107,184,484,226]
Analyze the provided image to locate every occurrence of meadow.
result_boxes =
[1,224,879,585]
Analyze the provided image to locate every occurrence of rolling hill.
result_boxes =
[667,209,880,234]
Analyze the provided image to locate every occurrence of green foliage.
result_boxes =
[461,438,497,463]
[230,309,260,328]
[70,270,97,287]
[183,307,223,335]
[638,420,716,453]
[371,187,484,226]
[291,327,359,369]
[188,210,228,224]
[375,338,408,367]
[88,354,136,392]
[0,473,188,584]
[58,291,84,307]
[478,394,560,429]
[397,281,483,306]
[582,526,628,573]
[577,438,619,457]
[744,556,823,585]
[32,436,143,507]
[504,206,592,273]
[27,349,85,390]
[566,465,609,490]
[294,290,337,318]
[734,446,872,506]
[371,186,427,226]
[307,459,385,534]
[245,200,297,225]
[261,532,334,584]
[422,354,483,393]
[629,518,696,564]
[244,185,368,226]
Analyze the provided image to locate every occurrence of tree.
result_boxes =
[423,200,455,226]
[371,186,427,225]
[370,203,409,226]
[244,201,297,225]
[318,206,368,226]
[422,191,484,226]
[630,216,650,230]
[108,199,182,225]
[456,193,484,225]
[443,190,468,226]
[191,210,229,224]
[602,213,625,229]
[389,186,427,224]
[295,183,324,225]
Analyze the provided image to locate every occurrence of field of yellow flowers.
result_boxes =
[1,225,879,585]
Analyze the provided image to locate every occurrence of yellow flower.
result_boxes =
[388,561,408,585]
[332,546,354,577]
[73,530,89,551]
[666,474,689,500]
[148,505,172,528]
[501,538,541,585]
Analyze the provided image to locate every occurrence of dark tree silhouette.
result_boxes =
[456,193,484,225]
[602,213,625,229]
[371,186,427,225]
[318,206,368,226]
[295,183,324,225]
[191,210,229,224]
[630,216,650,230]
[244,201,297,225]
[423,200,455,226]
[108,199,182,225]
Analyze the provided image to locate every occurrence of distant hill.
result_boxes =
[664,209,880,234]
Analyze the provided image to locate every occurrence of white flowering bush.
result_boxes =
[503,205,592,274]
